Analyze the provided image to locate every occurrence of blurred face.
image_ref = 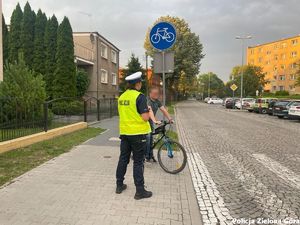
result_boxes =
[135,81,142,91]
[150,88,160,100]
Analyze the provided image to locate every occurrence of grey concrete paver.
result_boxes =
[0,116,201,225]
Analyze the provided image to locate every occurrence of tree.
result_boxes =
[2,15,9,64]
[33,9,47,75]
[198,72,225,98]
[230,65,268,97]
[8,3,23,63]
[0,55,46,118]
[53,17,76,98]
[44,15,58,98]
[76,69,90,97]
[144,16,204,98]
[119,54,145,93]
[21,2,36,68]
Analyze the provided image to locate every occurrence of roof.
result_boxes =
[73,31,121,52]
[248,34,300,49]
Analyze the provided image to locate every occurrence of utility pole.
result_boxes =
[0,0,3,82]
[235,35,252,109]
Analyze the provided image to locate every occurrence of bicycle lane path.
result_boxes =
[0,116,201,225]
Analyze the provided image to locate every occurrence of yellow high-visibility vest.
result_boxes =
[118,89,151,135]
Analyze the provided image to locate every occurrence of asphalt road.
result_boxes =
[176,100,300,225]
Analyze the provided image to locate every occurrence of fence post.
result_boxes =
[97,99,100,121]
[43,102,48,132]
[84,100,87,122]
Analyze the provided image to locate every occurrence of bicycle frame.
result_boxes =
[151,123,174,158]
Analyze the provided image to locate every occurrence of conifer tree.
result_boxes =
[8,3,23,63]
[33,9,47,74]
[2,15,9,64]
[53,17,76,98]
[44,15,58,98]
[21,2,35,68]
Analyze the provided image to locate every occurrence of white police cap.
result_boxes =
[125,71,143,84]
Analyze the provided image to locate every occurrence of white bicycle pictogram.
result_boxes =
[151,28,175,44]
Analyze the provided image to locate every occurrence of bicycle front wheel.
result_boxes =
[157,140,187,174]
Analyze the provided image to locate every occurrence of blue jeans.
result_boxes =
[145,133,153,159]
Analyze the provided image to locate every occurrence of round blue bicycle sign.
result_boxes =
[149,22,177,51]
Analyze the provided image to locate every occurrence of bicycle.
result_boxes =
[151,121,187,174]
[150,28,175,44]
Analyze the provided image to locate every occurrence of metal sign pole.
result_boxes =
[162,51,166,106]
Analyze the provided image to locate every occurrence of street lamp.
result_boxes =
[235,35,252,109]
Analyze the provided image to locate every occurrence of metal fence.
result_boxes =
[0,97,118,142]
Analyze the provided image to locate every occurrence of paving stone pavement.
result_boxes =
[175,100,300,225]
[0,117,202,225]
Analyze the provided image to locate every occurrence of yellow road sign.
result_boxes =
[230,84,238,91]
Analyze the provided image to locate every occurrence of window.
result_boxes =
[101,43,108,58]
[112,73,117,85]
[291,51,297,58]
[281,65,286,70]
[291,63,297,69]
[274,44,278,49]
[281,42,287,48]
[266,50,271,55]
[273,75,277,80]
[250,49,254,55]
[101,69,108,83]
[266,60,270,65]
[272,86,277,91]
[111,50,117,63]
[258,57,263,63]
[292,39,298,46]
[279,86,285,91]
[273,66,278,71]
[281,54,286,59]
[289,85,295,91]
[290,75,296,80]
[259,48,263,53]
[274,55,278,60]
[279,75,285,80]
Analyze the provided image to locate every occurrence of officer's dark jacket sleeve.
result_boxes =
[136,94,149,114]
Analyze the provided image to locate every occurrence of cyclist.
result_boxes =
[116,71,152,200]
[146,87,173,162]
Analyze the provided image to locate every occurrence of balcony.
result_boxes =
[74,43,95,66]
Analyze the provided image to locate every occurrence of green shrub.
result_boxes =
[275,90,289,96]
[51,100,83,115]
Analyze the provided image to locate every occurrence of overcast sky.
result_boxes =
[3,0,300,81]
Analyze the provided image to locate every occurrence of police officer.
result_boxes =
[115,71,153,200]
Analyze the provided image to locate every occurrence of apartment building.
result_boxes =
[73,32,120,99]
[247,35,300,94]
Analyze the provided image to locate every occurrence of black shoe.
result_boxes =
[145,158,151,163]
[116,184,127,194]
[151,156,157,163]
[134,188,153,200]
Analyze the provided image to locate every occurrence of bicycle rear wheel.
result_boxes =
[157,140,187,174]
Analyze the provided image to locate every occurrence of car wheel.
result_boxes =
[277,116,284,119]
[261,109,267,114]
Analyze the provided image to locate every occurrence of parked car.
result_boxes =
[267,100,278,115]
[253,98,278,114]
[288,101,300,120]
[244,99,256,112]
[225,98,239,109]
[272,100,292,118]
[208,98,223,104]
[204,97,210,103]
[223,98,232,106]
[235,98,255,109]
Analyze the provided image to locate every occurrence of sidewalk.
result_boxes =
[0,117,201,225]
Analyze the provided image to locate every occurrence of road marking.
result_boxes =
[219,153,298,220]
[253,154,300,190]
[109,137,121,142]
